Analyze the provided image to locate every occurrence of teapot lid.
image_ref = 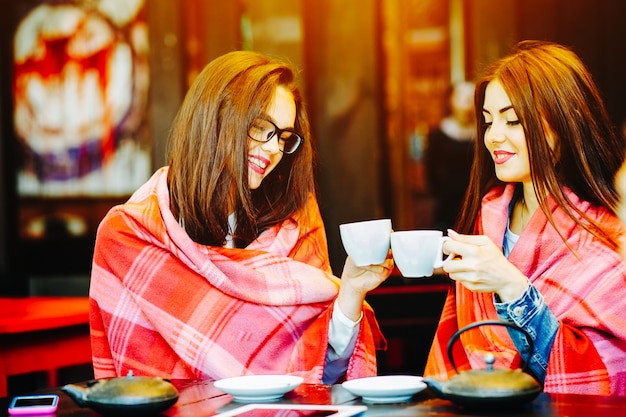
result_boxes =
[87,373,179,405]
[445,321,542,397]
[446,357,541,397]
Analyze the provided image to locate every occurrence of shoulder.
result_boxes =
[292,193,323,224]
[96,168,174,243]
[563,187,625,235]
[482,184,513,206]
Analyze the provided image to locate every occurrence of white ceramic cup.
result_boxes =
[339,219,392,267]
[391,230,452,278]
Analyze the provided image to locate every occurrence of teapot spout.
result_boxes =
[61,383,89,406]
[423,377,447,399]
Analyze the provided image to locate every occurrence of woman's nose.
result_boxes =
[261,133,282,153]
[485,126,505,144]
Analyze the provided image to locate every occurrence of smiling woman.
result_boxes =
[425,40,626,396]
[89,50,394,385]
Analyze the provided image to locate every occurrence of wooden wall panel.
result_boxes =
[303,0,388,273]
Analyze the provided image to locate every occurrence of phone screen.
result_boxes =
[13,398,56,407]
[8,395,59,415]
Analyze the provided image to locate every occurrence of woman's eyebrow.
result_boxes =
[482,105,514,115]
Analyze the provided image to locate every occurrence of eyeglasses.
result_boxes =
[248,118,303,154]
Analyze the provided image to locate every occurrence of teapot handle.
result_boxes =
[447,320,535,374]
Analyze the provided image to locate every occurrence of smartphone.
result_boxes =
[7,394,59,415]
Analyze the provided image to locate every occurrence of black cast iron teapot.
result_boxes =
[62,371,179,415]
[423,320,542,409]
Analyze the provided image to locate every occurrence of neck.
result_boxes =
[520,183,540,216]
[512,185,538,234]
[519,197,528,230]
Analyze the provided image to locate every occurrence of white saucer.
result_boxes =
[342,375,426,403]
[214,375,304,403]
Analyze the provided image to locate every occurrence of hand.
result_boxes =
[337,255,394,321]
[442,230,528,302]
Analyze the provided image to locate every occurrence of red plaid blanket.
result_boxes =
[90,167,384,382]
[425,184,626,395]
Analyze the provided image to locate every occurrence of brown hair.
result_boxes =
[457,40,624,248]
[167,51,316,247]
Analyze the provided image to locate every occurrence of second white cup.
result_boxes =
[391,230,452,278]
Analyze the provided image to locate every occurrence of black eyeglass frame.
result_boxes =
[247,118,304,154]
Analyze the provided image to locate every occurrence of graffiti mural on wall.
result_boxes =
[12,0,150,197]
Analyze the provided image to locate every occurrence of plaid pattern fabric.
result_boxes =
[90,167,384,382]
[425,184,626,395]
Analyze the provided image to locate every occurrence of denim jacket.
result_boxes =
[499,219,560,383]
[494,284,560,384]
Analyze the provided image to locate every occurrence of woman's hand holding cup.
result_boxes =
[338,219,394,320]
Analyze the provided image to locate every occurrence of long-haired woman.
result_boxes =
[425,40,626,395]
[90,51,393,384]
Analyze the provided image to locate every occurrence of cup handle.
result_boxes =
[433,236,453,268]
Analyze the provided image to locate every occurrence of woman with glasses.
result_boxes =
[424,40,626,395]
[89,51,393,384]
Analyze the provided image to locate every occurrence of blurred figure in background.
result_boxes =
[426,40,626,395]
[425,81,476,231]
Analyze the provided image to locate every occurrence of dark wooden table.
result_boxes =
[2,379,626,417]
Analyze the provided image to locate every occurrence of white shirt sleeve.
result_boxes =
[322,299,362,383]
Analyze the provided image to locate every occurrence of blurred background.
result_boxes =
[2,0,626,392]
[2,0,626,294]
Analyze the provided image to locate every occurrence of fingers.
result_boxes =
[447,229,492,244]
[381,257,395,271]
[360,258,394,275]
[444,229,496,257]
[342,256,394,279]
[446,229,461,238]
